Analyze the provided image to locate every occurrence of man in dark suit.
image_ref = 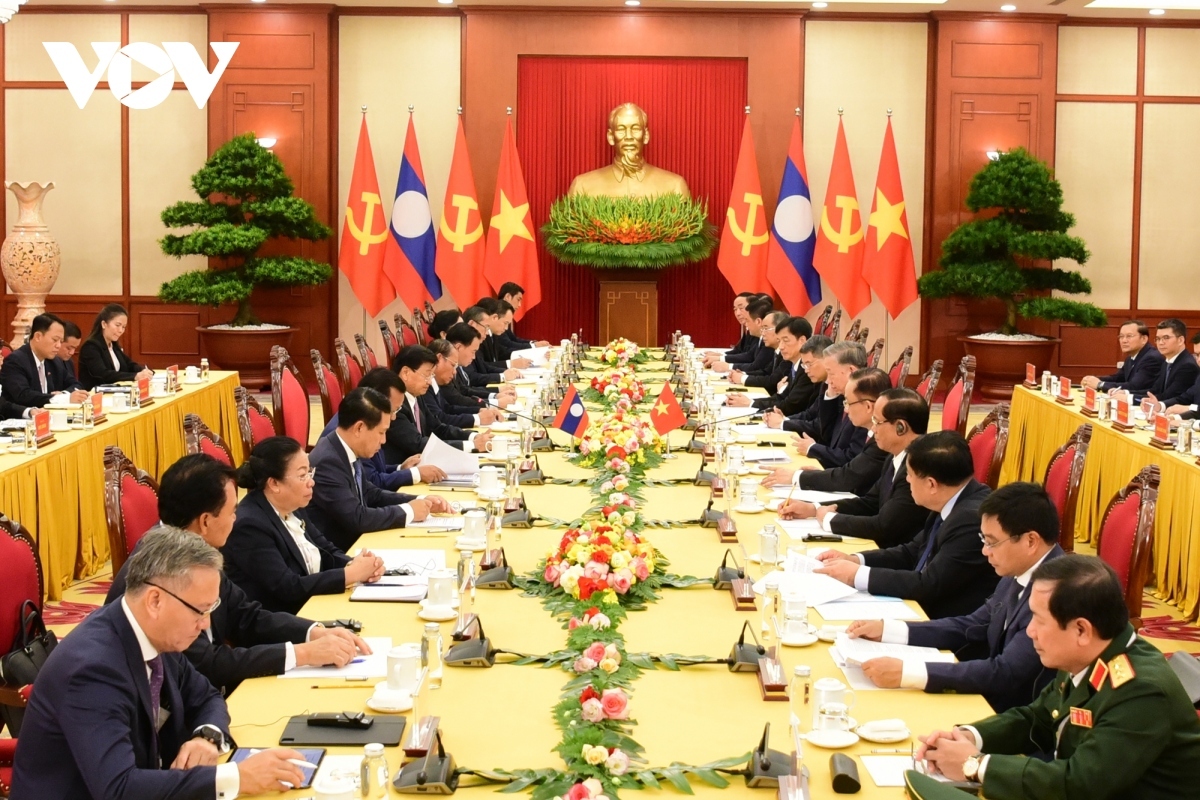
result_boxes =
[703,292,756,366]
[726,316,818,416]
[1081,319,1163,395]
[57,318,82,382]
[788,342,870,468]
[1144,318,1200,406]
[766,336,835,435]
[383,345,494,464]
[711,298,774,374]
[427,339,505,425]
[782,382,927,548]
[729,310,789,388]
[849,481,1064,712]
[469,300,533,370]
[445,323,517,404]
[12,528,305,799]
[816,431,998,620]
[0,313,87,408]
[104,454,370,694]
[307,386,452,550]
[497,283,550,348]
[496,296,550,350]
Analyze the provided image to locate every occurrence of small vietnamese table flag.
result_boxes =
[436,115,490,308]
[862,117,918,319]
[382,111,443,309]
[552,384,590,439]
[650,382,687,436]
[718,114,771,295]
[767,114,822,314]
[483,115,540,320]
[813,116,872,318]
[339,113,395,316]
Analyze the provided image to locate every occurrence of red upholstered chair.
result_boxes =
[183,413,234,466]
[855,326,871,346]
[0,338,10,359]
[940,355,976,436]
[888,346,914,387]
[966,403,1010,489]
[270,346,310,449]
[396,313,421,347]
[311,349,344,426]
[0,513,39,762]
[814,305,832,338]
[915,359,944,403]
[103,446,160,576]
[866,338,885,369]
[844,318,861,343]
[355,333,379,370]
[1095,464,1160,629]
[824,308,843,341]
[234,386,277,456]
[334,337,363,392]
[378,320,401,363]
[1043,423,1092,554]
[418,305,436,343]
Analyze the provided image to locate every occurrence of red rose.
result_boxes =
[606,446,623,458]
[594,536,611,547]
[591,549,610,565]
[580,686,600,704]
[601,506,615,517]
[577,577,596,600]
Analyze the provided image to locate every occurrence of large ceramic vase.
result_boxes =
[1,182,60,346]
[959,335,1060,401]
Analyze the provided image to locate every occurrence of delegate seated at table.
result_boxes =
[908,556,1200,800]
[815,431,999,620]
[383,345,493,465]
[1143,318,1200,407]
[725,316,817,415]
[445,323,518,406]
[12,528,307,799]
[1081,319,1163,395]
[701,292,755,364]
[77,303,154,389]
[770,341,869,469]
[728,310,789,388]
[427,338,504,427]
[849,481,1064,712]
[709,298,774,374]
[0,313,87,408]
[221,436,385,615]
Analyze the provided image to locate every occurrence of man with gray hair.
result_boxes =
[13,528,307,799]
[776,341,869,469]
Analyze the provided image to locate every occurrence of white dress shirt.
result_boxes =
[119,598,240,799]
[819,449,903,531]
[108,344,121,371]
[852,481,969,591]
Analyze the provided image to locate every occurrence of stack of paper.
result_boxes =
[732,423,776,436]
[815,594,922,621]
[366,549,446,575]
[406,516,465,531]
[770,487,856,504]
[350,583,427,602]
[859,756,915,788]
[775,518,825,540]
[511,346,550,365]
[279,637,392,678]
[421,434,480,476]
[834,633,956,667]
[751,570,858,606]
[742,448,792,464]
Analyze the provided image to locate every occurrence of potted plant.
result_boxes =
[918,148,1106,400]
[158,133,332,388]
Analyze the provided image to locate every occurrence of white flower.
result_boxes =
[582,744,608,766]
[605,749,631,776]
[589,612,611,630]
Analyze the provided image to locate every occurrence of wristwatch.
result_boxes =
[963,754,983,782]
[193,725,229,753]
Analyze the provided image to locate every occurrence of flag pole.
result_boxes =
[884,108,893,369]
[360,104,369,342]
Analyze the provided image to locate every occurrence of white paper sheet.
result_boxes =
[313,755,364,786]
[751,570,858,606]
[732,423,776,436]
[420,434,480,476]
[406,516,465,531]
[776,518,825,540]
[860,756,915,788]
[365,549,446,575]
[742,448,792,464]
[349,584,427,602]
[278,636,391,679]
[511,347,550,365]
[815,601,923,621]
[834,634,956,667]
[770,487,856,503]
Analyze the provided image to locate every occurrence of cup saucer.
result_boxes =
[417,603,458,622]
[366,686,413,713]
[455,536,487,552]
[420,597,459,610]
[780,632,819,647]
[735,503,766,514]
[804,729,860,749]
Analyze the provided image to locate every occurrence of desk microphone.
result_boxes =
[485,400,556,451]
[689,410,761,452]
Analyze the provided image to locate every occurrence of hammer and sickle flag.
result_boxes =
[862,118,918,320]
[483,117,540,321]
[339,115,396,317]
[813,118,871,318]
[718,116,771,296]
[436,116,491,309]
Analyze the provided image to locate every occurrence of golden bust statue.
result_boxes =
[567,103,690,199]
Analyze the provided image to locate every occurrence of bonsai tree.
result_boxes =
[918,148,1106,335]
[158,133,333,326]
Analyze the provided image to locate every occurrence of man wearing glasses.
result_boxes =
[844,482,1063,712]
[1080,320,1163,396]
[1143,318,1200,406]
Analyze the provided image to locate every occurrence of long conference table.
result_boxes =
[0,371,244,599]
[999,384,1200,619]
[225,364,992,799]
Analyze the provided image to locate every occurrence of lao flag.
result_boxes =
[382,115,443,308]
[552,384,590,438]
[766,117,821,314]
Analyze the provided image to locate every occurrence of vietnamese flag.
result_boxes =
[717,116,771,295]
[339,116,395,316]
[435,116,490,308]
[862,118,918,319]
[650,382,687,436]
[483,117,540,320]
[813,118,871,318]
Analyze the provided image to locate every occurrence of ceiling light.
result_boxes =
[438,0,454,4]
[1000,3,1016,8]
[812,2,828,7]
[1149,6,1165,11]
[625,0,641,5]
[256,137,277,148]
[250,0,266,4]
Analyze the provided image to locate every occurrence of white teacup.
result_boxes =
[386,643,421,693]
[486,435,519,459]
[813,677,856,719]
[371,685,411,711]
[312,775,356,800]
[782,612,810,640]
[426,569,456,608]
[738,479,761,506]
[462,509,487,542]
[49,410,69,431]
[817,701,852,731]
[477,466,501,495]
[185,365,200,381]
[112,393,129,411]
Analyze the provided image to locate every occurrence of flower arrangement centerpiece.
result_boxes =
[583,367,647,410]
[542,523,658,604]
[599,338,651,367]
[572,411,664,475]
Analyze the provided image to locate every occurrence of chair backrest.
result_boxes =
[270,345,310,449]
[310,349,344,426]
[1095,464,1160,627]
[396,313,421,348]
[422,301,436,324]
[966,402,1010,489]
[844,318,861,343]
[940,354,976,436]
[855,326,870,346]
[378,320,401,363]
[234,385,277,455]
[416,307,434,343]
[334,337,363,391]
[888,345,914,387]
[0,514,42,654]
[103,446,160,575]
[0,338,11,359]
[824,308,843,341]
[814,305,832,338]
[355,333,379,370]
[916,359,944,403]
[865,338,885,369]
[1042,423,1092,554]
[183,413,234,466]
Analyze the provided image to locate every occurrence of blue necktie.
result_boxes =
[352,459,364,505]
[915,516,943,572]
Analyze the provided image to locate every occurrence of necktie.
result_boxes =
[352,459,364,505]
[412,400,422,434]
[37,360,47,393]
[147,655,164,729]
[915,516,943,572]
[1162,359,1171,390]
[878,459,897,506]
[1002,580,1026,632]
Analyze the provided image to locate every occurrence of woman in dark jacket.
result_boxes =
[220,436,384,614]
[77,303,153,388]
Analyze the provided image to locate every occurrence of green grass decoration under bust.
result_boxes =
[542,193,717,269]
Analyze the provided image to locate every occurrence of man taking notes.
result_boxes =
[847,481,1064,711]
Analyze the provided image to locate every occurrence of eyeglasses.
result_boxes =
[978,533,1018,551]
[147,582,221,617]
[291,469,316,483]
[845,398,872,408]
[1156,334,1180,343]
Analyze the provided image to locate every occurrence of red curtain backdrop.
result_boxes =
[515,56,748,345]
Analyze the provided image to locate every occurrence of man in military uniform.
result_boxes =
[906,555,1200,799]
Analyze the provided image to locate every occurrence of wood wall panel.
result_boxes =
[132,305,202,358]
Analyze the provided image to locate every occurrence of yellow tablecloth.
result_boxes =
[999,385,1200,617]
[0,371,243,598]
[226,385,992,799]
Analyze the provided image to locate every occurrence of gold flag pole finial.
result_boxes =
[795,107,801,116]
[457,106,463,116]
[745,105,751,115]
[408,104,415,114]
[837,107,844,117]
[887,107,893,117]
[360,105,367,115]
[506,106,513,116]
